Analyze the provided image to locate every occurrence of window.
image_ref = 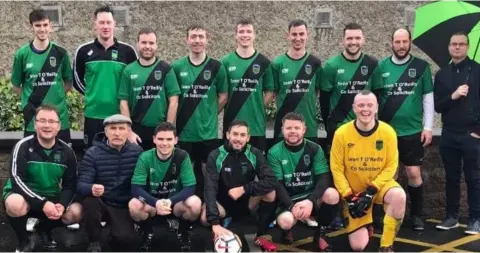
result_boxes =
[112,6,130,27]
[41,5,62,27]
[315,8,333,28]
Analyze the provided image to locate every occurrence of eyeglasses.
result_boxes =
[450,42,468,47]
[35,119,59,124]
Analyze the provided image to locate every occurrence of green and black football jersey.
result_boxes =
[320,53,381,131]
[73,39,137,119]
[267,139,329,200]
[272,52,322,138]
[118,58,180,127]
[131,148,196,199]
[172,56,228,142]
[11,42,73,131]
[221,51,274,136]
[373,56,433,136]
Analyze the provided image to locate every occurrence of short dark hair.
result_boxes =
[282,112,305,124]
[35,104,60,119]
[94,5,114,19]
[451,31,469,45]
[288,19,307,31]
[29,9,49,25]
[236,18,254,32]
[391,27,412,41]
[186,24,207,37]
[138,27,157,41]
[228,119,249,133]
[344,23,363,35]
[154,122,177,136]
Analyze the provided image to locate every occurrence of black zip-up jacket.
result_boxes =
[434,58,480,134]
[204,143,277,225]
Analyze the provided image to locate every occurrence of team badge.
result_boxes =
[241,165,248,175]
[252,64,260,74]
[361,66,368,76]
[305,64,312,75]
[53,153,61,163]
[408,68,416,78]
[304,154,311,166]
[376,140,384,151]
[112,50,118,60]
[49,57,56,67]
[204,70,211,80]
[154,70,162,80]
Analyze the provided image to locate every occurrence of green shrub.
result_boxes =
[265,97,324,125]
[0,77,84,131]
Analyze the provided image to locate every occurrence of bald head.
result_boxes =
[392,28,412,60]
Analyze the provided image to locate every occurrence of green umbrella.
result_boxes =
[413,0,480,67]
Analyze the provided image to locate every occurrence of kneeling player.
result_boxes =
[201,120,278,251]
[268,112,340,252]
[129,122,201,251]
[331,91,406,252]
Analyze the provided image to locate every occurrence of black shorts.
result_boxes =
[398,132,424,166]
[178,139,220,163]
[248,136,267,153]
[25,129,71,145]
[84,117,105,149]
[132,124,155,151]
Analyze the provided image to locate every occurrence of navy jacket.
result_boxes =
[77,132,143,207]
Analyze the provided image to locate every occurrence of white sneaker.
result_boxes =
[26,218,39,232]
[66,223,80,230]
[302,217,318,227]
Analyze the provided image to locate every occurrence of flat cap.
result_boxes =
[103,114,132,126]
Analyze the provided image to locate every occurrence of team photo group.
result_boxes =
[3,4,480,253]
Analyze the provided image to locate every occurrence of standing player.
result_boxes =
[331,91,406,252]
[372,28,434,231]
[272,19,322,142]
[12,9,73,143]
[221,18,274,152]
[173,24,228,199]
[268,112,340,252]
[129,122,201,251]
[118,28,180,150]
[73,5,137,148]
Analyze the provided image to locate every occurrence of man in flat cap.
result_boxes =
[77,114,143,252]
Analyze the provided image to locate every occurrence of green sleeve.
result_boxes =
[11,50,24,87]
[131,155,149,185]
[267,149,283,180]
[117,68,130,100]
[315,63,323,90]
[215,64,229,93]
[61,53,73,82]
[422,64,434,94]
[180,155,196,187]
[368,64,383,91]
[313,146,329,175]
[263,64,275,91]
[320,61,335,92]
[165,68,181,97]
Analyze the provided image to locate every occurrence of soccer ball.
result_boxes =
[214,233,242,253]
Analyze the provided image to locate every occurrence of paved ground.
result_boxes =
[0,217,479,252]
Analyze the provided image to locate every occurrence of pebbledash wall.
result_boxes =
[0,0,470,219]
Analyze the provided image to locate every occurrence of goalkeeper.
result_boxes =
[330,90,406,252]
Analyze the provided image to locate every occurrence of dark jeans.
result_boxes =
[440,130,480,219]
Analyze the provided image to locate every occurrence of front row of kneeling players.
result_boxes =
[5,91,405,252]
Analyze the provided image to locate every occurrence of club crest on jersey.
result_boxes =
[154,70,162,80]
[252,64,260,74]
[408,68,416,78]
[204,70,211,80]
[376,140,383,151]
[111,50,118,60]
[361,66,368,76]
[305,64,312,75]
[304,154,311,166]
[241,165,248,175]
[49,57,56,67]
[53,153,61,163]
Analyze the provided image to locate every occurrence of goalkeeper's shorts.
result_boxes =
[343,180,401,233]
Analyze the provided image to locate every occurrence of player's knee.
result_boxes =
[185,195,202,214]
[350,240,368,252]
[322,187,340,205]
[200,205,209,226]
[263,190,276,202]
[405,166,422,181]
[128,198,144,213]
[349,232,369,251]
[389,188,407,205]
[63,203,82,224]
[5,194,29,217]
[277,211,295,230]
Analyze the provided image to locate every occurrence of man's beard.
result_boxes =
[393,46,411,60]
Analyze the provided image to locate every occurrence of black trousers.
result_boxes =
[439,130,480,219]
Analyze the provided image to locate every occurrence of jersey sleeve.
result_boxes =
[215,63,229,93]
[131,154,149,185]
[320,61,335,92]
[165,68,181,97]
[369,127,399,190]
[11,49,24,87]
[313,146,329,175]
[263,64,275,92]
[422,63,434,94]
[330,129,353,198]
[267,148,284,180]
[61,53,73,82]
[117,68,130,100]
[180,154,196,187]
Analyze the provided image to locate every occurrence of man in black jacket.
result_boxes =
[434,31,480,234]
[201,120,277,252]
[77,114,143,252]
